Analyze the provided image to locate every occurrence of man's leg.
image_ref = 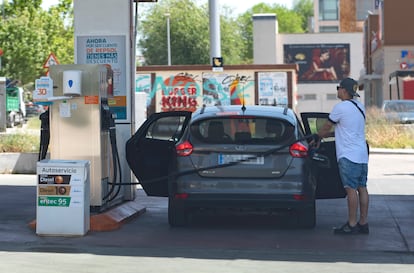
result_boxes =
[357,186,369,225]
[345,187,358,227]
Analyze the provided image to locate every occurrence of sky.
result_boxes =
[41,0,294,14]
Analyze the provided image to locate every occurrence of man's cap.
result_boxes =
[339,77,360,97]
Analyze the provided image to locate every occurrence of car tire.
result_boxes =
[297,201,316,229]
[168,198,188,227]
[17,113,25,127]
[9,115,15,128]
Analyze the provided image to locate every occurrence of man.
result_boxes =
[312,77,369,235]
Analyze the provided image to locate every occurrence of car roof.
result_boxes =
[191,105,297,125]
[383,99,414,104]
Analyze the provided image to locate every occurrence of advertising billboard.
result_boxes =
[284,44,350,83]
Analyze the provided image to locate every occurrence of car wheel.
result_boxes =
[297,201,316,229]
[168,198,188,227]
[17,113,25,127]
[9,115,15,128]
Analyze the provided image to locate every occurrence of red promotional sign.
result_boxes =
[162,75,198,112]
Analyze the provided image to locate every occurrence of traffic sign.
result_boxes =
[43,53,59,68]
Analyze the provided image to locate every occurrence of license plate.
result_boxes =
[218,154,264,165]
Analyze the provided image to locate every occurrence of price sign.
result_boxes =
[34,76,53,102]
[38,196,71,207]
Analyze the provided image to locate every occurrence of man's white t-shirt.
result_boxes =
[328,99,369,164]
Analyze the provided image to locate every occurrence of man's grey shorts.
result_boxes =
[338,157,368,189]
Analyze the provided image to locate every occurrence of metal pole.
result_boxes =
[209,0,221,63]
[165,13,171,66]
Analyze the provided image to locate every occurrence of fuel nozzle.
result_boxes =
[101,102,113,132]
[108,111,117,146]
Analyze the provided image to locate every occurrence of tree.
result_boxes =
[237,3,305,62]
[293,0,314,32]
[0,0,73,88]
[0,9,49,85]
[42,2,74,68]
[138,0,245,65]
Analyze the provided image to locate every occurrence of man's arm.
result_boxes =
[317,120,334,138]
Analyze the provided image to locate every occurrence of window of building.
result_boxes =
[319,26,339,32]
[357,0,374,21]
[326,93,337,100]
[319,0,338,21]
[304,94,317,100]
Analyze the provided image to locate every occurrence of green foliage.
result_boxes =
[5,0,42,14]
[293,0,314,32]
[0,117,40,153]
[0,133,40,153]
[25,116,41,129]
[138,0,245,65]
[0,9,48,84]
[0,0,74,87]
[43,6,74,66]
[236,3,307,62]
[139,0,209,65]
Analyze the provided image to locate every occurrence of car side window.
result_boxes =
[305,117,335,140]
[145,116,186,141]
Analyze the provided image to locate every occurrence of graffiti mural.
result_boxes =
[136,66,295,113]
[135,74,152,106]
[160,73,199,112]
[222,74,253,105]
[136,71,255,112]
[202,73,229,106]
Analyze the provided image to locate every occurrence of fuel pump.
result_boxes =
[38,108,49,161]
[40,64,126,211]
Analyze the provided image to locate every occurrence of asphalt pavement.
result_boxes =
[1,150,414,273]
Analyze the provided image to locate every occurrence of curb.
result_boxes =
[370,148,414,154]
[0,153,41,174]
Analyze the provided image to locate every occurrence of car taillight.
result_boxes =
[176,140,193,156]
[293,194,307,200]
[175,193,189,199]
[289,142,308,158]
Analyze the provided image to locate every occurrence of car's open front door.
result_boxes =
[301,112,346,199]
[126,111,192,197]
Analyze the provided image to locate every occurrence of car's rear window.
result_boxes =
[190,117,295,145]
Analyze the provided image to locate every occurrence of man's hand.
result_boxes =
[307,133,321,148]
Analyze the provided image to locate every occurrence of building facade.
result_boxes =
[362,0,414,107]
[253,0,414,112]
[312,0,376,33]
[253,14,364,114]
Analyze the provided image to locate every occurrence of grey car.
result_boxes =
[126,105,344,228]
[382,99,414,124]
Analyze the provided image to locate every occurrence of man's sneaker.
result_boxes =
[333,222,359,235]
[357,222,369,234]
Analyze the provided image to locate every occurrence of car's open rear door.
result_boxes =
[126,111,192,197]
[301,112,346,199]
